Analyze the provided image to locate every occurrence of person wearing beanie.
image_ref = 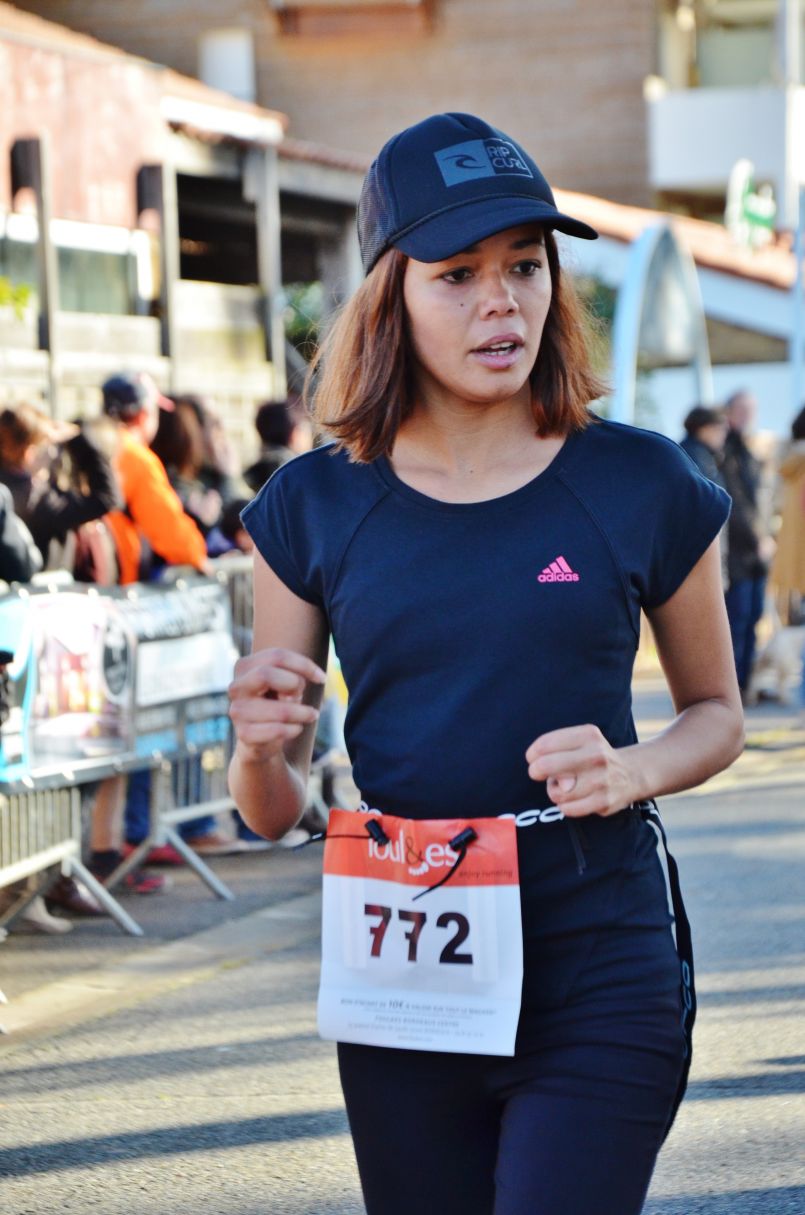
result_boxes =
[680,404,728,487]
[680,403,730,588]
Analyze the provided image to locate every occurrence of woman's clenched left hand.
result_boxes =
[525,724,640,817]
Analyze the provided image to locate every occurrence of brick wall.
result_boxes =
[0,36,165,224]
[12,0,656,205]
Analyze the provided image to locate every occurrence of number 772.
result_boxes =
[363,903,472,965]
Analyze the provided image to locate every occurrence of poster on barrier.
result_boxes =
[29,592,135,768]
[0,579,237,785]
[121,581,236,759]
[0,590,135,776]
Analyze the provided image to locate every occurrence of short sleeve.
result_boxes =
[643,442,731,608]
[240,468,323,607]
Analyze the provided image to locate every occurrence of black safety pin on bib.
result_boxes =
[296,817,392,848]
[412,827,478,901]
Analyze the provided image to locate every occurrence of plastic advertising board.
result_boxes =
[0,579,237,790]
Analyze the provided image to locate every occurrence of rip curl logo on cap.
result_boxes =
[435,138,533,187]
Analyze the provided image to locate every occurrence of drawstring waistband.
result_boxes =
[566,821,587,875]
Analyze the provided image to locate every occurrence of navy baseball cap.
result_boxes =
[357,112,598,274]
[102,373,174,420]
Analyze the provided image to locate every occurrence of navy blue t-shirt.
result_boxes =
[243,417,729,1013]
[242,416,729,823]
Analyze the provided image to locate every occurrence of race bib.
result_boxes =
[318,809,523,1056]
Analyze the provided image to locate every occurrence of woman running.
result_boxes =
[228,112,744,1215]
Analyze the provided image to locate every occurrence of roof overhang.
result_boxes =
[161,95,285,147]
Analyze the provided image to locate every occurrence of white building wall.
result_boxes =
[647,86,788,195]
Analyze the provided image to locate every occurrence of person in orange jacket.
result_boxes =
[82,373,213,899]
[101,372,209,583]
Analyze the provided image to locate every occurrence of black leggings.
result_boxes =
[338,995,685,1215]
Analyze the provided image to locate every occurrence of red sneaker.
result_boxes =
[123,842,186,867]
[121,867,167,895]
[90,851,167,895]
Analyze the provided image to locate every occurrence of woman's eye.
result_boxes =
[513,260,541,276]
[441,267,472,284]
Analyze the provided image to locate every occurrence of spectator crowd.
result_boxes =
[0,374,313,932]
[679,390,805,711]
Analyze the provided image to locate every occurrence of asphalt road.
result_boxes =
[1,682,803,1214]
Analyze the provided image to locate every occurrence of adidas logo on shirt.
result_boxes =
[538,555,580,583]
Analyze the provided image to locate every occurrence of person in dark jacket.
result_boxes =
[680,404,730,589]
[243,400,297,492]
[0,403,121,916]
[721,391,775,692]
[0,404,120,569]
[0,481,41,583]
[680,405,728,487]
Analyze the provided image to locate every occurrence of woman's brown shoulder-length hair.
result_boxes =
[307,231,607,463]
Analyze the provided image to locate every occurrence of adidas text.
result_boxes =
[538,571,579,582]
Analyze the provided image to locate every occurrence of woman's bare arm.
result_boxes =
[525,539,745,815]
[227,552,329,840]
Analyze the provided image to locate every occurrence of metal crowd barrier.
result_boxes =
[0,554,348,952]
[0,784,141,936]
[109,746,236,905]
[0,566,247,938]
[162,555,253,658]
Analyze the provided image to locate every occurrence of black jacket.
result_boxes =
[0,431,120,562]
[679,435,727,492]
[0,482,40,583]
[720,430,766,583]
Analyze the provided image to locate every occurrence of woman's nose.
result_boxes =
[479,273,517,315]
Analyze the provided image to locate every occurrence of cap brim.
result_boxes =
[393,196,597,263]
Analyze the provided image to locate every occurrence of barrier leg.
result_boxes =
[0,878,43,929]
[97,761,236,903]
[151,761,235,902]
[159,826,235,901]
[65,859,143,938]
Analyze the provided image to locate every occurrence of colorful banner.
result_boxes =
[0,579,237,785]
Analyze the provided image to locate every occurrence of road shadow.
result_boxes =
[0,1109,351,1177]
[645,1187,805,1214]
[686,1068,805,1099]
[0,1032,323,1097]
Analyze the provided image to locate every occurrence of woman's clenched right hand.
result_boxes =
[228,647,326,764]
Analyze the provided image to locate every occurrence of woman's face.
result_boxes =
[402,223,552,413]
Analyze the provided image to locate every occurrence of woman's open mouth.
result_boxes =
[471,336,524,369]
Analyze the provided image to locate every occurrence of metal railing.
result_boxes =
[0,785,141,936]
[0,554,351,948]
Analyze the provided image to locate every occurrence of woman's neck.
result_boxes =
[389,396,564,503]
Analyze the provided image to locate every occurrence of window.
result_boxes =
[270,0,432,38]
[177,175,258,285]
[658,0,790,89]
[0,218,144,315]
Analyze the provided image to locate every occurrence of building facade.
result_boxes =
[16,1,805,231]
[11,0,657,207]
[4,1,804,439]
[0,2,365,456]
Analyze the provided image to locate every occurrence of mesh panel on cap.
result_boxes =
[358,159,396,273]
